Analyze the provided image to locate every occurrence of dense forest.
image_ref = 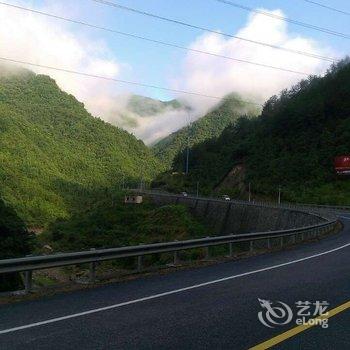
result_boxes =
[163,59,350,204]
[0,66,162,226]
[0,197,34,291]
[153,93,260,168]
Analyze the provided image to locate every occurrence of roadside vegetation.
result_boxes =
[39,192,209,253]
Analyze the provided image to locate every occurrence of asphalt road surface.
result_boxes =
[1,215,350,349]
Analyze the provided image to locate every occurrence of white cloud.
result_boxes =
[0,0,121,120]
[174,9,336,114]
[132,109,190,144]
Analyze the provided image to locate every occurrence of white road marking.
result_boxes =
[1,241,350,335]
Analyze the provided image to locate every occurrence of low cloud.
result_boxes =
[0,3,337,144]
[133,109,190,144]
[173,9,336,115]
[0,1,122,123]
[95,93,191,144]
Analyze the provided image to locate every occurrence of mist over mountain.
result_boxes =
[152,93,260,168]
[0,3,334,148]
[127,95,183,117]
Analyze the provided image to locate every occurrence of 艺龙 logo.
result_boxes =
[258,298,293,328]
[257,299,330,329]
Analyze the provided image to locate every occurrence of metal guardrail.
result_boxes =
[0,216,338,293]
[287,203,350,212]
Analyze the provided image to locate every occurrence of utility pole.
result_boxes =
[185,111,191,175]
[278,186,281,205]
[185,147,190,175]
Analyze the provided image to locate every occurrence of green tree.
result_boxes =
[0,198,34,291]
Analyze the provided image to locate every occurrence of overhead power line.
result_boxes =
[0,56,263,106]
[302,0,350,16]
[214,0,350,39]
[0,2,311,76]
[91,0,335,62]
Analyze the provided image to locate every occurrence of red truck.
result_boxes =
[334,155,350,175]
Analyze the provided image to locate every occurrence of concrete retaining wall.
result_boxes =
[146,194,325,235]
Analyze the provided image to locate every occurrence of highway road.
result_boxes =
[0,214,349,349]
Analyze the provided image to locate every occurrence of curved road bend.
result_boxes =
[0,215,350,349]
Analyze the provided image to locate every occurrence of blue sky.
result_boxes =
[24,0,349,100]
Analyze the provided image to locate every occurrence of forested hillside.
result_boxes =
[127,95,183,117]
[0,67,161,226]
[153,94,260,168]
[167,59,350,204]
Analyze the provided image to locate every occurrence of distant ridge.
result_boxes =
[152,93,260,168]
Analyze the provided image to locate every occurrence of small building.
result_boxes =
[124,195,143,204]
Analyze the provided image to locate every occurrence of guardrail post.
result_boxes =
[267,238,271,250]
[204,244,210,260]
[250,241,254,253]
[89,248,96,284]
[307,229,310,238]
[137,256,143,272]
[280,237,283,248]
[292,234,296,244]
[312,228,316,238]
[229,242,234,257]
[174,250,179,265]
[24,270,33,294]
[301,231,304,241]
[89,262,96,284]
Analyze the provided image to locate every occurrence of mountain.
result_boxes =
[127,95,183,117]
[166,58,350,204]
[152,93,260,168]
[113,94,189,144]
[0,67,161,226]
[116,94,185,130]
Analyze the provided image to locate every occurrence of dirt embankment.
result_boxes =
[214,163,246,194]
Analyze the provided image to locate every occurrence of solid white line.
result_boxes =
[1,241,350,335]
